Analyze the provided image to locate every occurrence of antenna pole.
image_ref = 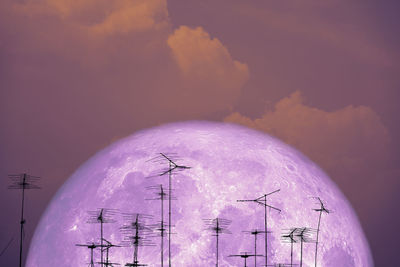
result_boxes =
[264,194,267,267]
[216,218,219,267]
[101,220,104,267]
[168,163,172,267]
[161,185,165,267]
[19,174,26,267]
[315,209,322,267]
[254,233,257,267]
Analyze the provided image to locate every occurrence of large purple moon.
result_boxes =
[26,121,373,266]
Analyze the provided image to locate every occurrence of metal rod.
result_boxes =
[19,174,26,267]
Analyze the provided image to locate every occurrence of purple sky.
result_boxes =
[1,0,399,266]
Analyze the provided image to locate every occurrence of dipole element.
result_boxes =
[228,252,262,267]
[8,173,40,267]
[237,189,281,267]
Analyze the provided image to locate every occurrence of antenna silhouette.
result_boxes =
[96,238,121,267]
[243,229,269,267]
[313,197,330,267]
[295,227,315,267]
[121,213,154,267]
[148,152,190,267]
[203,217,232,267]
[87,208,117,267]
[228,252,262,267]
[281,228,298,267]
[237,189,281,266]
[146,185,169,267]
[76,242,100,267]
[8,173,40,267]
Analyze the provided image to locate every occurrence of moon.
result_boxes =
[26,121,373,266]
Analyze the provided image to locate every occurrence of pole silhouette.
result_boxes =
[149,153,190,267]
[8,173,40,267]
[313,197,330,267]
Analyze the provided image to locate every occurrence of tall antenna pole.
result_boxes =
[148,153,190,267]
[146,184,168,267]
[237,189,280,267]
[8,173,40,267]
[313,197,330,267]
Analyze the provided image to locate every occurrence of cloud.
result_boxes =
[224,91,395,219]
[14,0,169,35]
[166,26,249,112]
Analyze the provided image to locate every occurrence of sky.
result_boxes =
[0,0,399,266]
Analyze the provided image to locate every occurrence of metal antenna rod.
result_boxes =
[237,189,280,267]
[8,173,40,267]
[313,197,330,267]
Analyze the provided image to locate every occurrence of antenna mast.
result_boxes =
[8,173,40,267]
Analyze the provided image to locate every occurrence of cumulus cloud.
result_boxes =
[224,91,394,218]
[166,26,249,112]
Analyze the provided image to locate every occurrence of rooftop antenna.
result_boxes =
[313,197,330,267]
[237,189,281,266]
[121,213,154,267]
[148,153,190,267]
[87,208,117,267]
[281,228,298,267]
[295,227,315,267]
[243,229,269,267]
[96,238,121,267]
[8,173,40,267]
[146,184,169,267]
[203,217,232,267]
[76,242,100,267]
[228,252,262,267]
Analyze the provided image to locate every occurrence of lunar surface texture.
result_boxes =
[26,121,373,267]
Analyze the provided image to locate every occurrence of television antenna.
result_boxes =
[148,153,190,267]
[8,173,40,267]
[281,228,298,267]
[87,208,117,267]
[312,197,330,267]
[237,189,281,266]
[203,217,232,267]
